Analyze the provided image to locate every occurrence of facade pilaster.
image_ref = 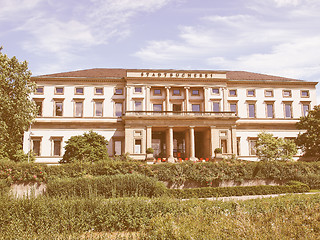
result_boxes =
[145,86,151,111]
[222,87,228,111]
[227,128,232,154]
[231,125,237,155]
[184,87,190,111]
[124,128,133,154]
[125,86,131,111]
[204,87,209,112]
[165,86,171,111]
[146,126,152,150]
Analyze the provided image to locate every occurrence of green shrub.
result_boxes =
[46,174,167,198]
[0,180,10,196]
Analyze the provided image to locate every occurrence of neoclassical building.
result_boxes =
[23,68,317,163]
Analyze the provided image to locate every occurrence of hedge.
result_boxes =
[1,160,320,188]
[168,181,310,199]
[46,174,167,198]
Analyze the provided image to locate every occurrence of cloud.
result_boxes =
[0,0,43,20]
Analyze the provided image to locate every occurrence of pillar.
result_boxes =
[184,87,190,111]
[231,125,237,155]
[125,128,133,154]
[145,86,151,111]
[204,87,209,112]
[222,87,228,111]
[146,126,152,150]
[125,86,131,111]
[189,126,197,161]
[210,126,219,159]
[227,128,232,154]
[165,86,170,111]
[167,126,174,162]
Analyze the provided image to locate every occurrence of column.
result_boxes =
[227,128,232,154]
[145,86,151,111]
[204,87,209,112]
[184,87,190,111]
[165,86,170,111]
[167,126,174,162]
[222,87,228,111]
[231,125,237,155]
[125,86,131,111]
[210,126,219,159]
[124,128,133,154]
[189,126,197,161]
[146,126,152,150]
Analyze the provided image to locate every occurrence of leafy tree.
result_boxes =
[296,105,320,160]
[61,131,109,163]
[0,47,37,161]
[256,132,297,161]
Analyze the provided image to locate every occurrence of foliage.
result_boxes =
[60,130,109,163]
[214,148,222,154]
[0,47,37,162]
[296,105,320,161]
[256,132,297,161]
[146,148,154,154]
[46,174,167,198]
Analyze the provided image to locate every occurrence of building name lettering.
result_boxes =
[140,72,216,78]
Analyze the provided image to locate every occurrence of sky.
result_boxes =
[1,0,320,102]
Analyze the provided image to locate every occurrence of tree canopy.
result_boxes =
[296,105,320,161]
[256,132,297,161]
[61,131,109,163]
[0,47,37,161]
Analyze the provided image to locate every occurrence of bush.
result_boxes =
[46,174,167,198]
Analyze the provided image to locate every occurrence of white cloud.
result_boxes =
[0,0,43,20]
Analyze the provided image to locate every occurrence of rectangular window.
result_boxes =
[266,103,274,118]
[95,101,103,117]
[248,104,255,118]
[212,88,219,94]
[192,104,200,112]
[284,103,292,118]
[55,87,64,95]
[213,101,220,112]
[283,90,292,97]
[135,101,142,111]
[135,87,142,93]
[154,89,161,95]
[74,102,83,117]
[53,139,61,156]
[35,101,42,117]
[115,102,123,117]
[301,90,309,98]
[191,89,199,95]
[302,104,309,117]
[153,104,162,111]
[95,87,104,95]
[173,89,181,95]
[230,103,237,113]
[115,88,123,95]
[265,90,273,97]
[229,90,237,97]
[35,86,44,95]
[247,89,255,97]
[249,140,257,156]
[114,140,122,155]
[32,139,41,156]
[134,139,142,154]
[75,87,84,95]
[55,101,63,116]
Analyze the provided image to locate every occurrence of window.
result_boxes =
[247,89,255,97]
[301,90,309,98]
[95,87,103,95]
[266,103,274,118]
[94,101,103,117]
[134,139,142,154]
[229,90,237,97]
[75,87,84,95]
[153,104,162,111]
[74,101,83,117]
[55,87,64,95]
[54,101,63,116]
[212,88,219,94]
[249,139,257,155]
[115,102,123,117]
[35,101,43,117]
[154,89,161,95]
[221,139,227,154]
[284,103,292,118]
[213,101,220,112]
[52,138,62,156]
[32,138,41,156]
[230,102,237,114]
[115,88,123,95]
[114,140,122,155]
[173,104,182,112]
[191,89,199,95]
[135,101,142,111]
[173,89,181,95]
[248,104,256,118]
[35,86,44,95]
[192,104,200,112]
[265,90,273,97]
[283,90,292,97]
[302,103,309,117]
[135,87,142,93]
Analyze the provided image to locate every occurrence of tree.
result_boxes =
[60,131,109,163]
[0,47,37,161]
[256,132,297,161]
[296,105,320,160]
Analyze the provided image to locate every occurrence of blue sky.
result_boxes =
[1,0,319,102]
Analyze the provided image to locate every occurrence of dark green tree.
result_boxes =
[296,105,320,161]
[61,130,109,163]
[0,47,37,161]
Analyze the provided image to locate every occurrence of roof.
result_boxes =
[35,68,307,82]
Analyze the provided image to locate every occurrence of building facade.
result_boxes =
[23,68,317,163]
